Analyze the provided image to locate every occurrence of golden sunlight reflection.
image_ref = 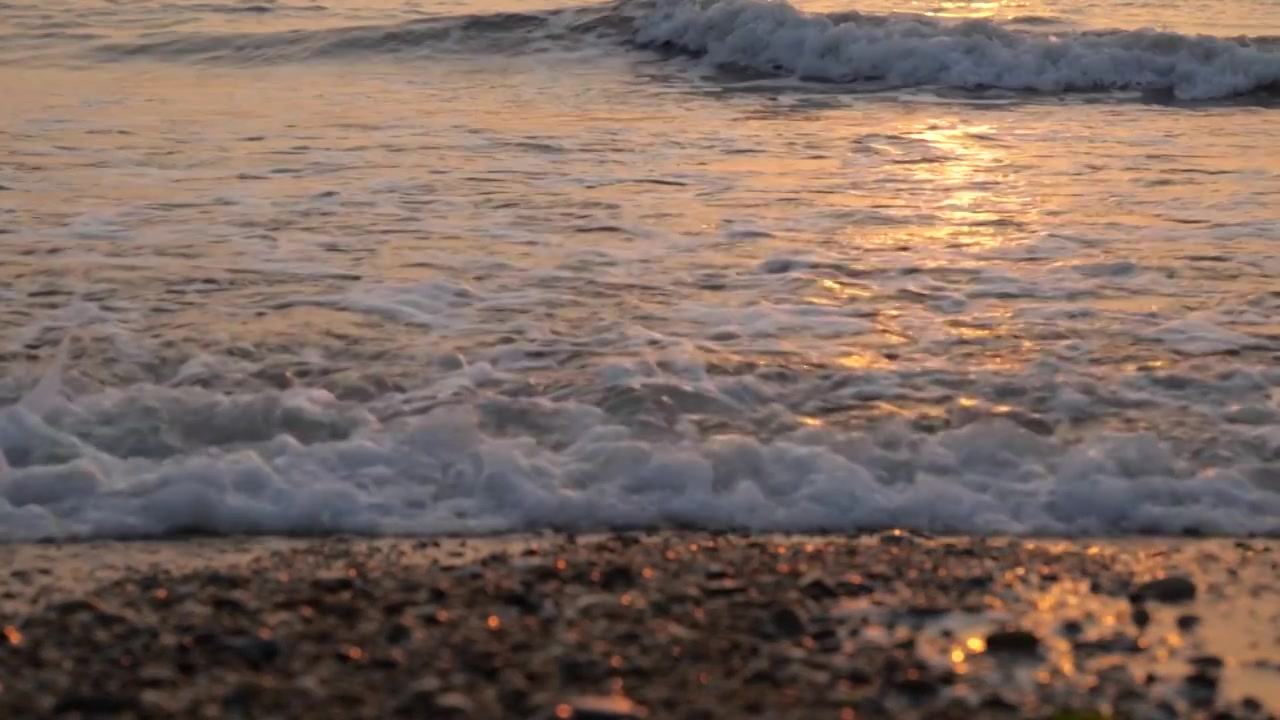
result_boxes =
[901,120,1035,249]
[866,0,1030,19]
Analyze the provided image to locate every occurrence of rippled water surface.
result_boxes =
[1,0,1279,540]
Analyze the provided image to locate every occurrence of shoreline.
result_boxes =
[2,532,1276,718]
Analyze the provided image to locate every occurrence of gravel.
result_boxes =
[0,532,1276,719]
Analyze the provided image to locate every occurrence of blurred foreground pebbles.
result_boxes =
[0,532,1276,719]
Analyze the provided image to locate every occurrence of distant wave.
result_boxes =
[634,0,1280,100]
[84,0,1280,100]
[89,6,631,63]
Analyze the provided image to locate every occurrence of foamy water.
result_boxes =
[1,0,1279,541]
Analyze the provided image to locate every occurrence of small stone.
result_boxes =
[1177,614,1201,631]
[562,694,647,720]
[977,693,1018,712]
[499,590,539,613]
[433,692,476,718]
[703,578,747,596]
[1185,671,1219,705]
[769,607,808,638]
[211,595,253,616]
[385,622,412,644]
[223,636,280,666]
[836,578,875,596]
[704,564,732,579]
[394,678,444,715]
[1132,606,1151,629]
[892,676,938,698]
[54,693,140,714]
[1133,576,1197,603]
[312,576,356,593]
[985,629,1040,655]
[598,565,634,589]
[1189,654,1225,670]
[49,599,101,616]
[800,573,837,599]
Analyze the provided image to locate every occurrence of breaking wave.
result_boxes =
[633,0,1280,100]
[80,0,1280,100]
[2,340,1278,542]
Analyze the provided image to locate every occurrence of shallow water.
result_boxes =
[1,0,1279,540]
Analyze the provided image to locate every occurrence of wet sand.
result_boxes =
[1,532,1276,719]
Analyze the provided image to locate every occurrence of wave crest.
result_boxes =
[633,0,1280,99]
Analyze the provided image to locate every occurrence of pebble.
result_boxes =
[985,629,1041,655]
[1133,576,1198,603]
[1132,606,1151,629]
[563,694,647,720]
[0,533,1271,720]
[769,606,808,638]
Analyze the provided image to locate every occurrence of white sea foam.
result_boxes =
[2,348,1278,542]
[634,0,1280,99]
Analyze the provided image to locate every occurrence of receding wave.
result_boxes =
[84,0,1280,100]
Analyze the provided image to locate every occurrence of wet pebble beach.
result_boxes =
[1,533,1276,719]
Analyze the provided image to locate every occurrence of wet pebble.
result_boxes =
[985,629,1041,656]
[1133,576,1198,604]
[562,694,647,720]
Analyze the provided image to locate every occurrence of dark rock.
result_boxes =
[1133,576,1197,603]
[599,565,634,589]
[1177,614,1201,631]
[1190,655,1225,670]
[810,627,842,652]
[1132,606,1151,629]
[202,571,245,590]
[769,606,807,638]
[1185,671,1219,705]
[892,676,938,698]
[223,636,280,666]
[499,590,539,613]
[1073,633,1144,655]
[985,629,1040,655]
[977,693,1018,712]
[394,678,444,715]
[312,576,356,593]
[703,564,732,579]
[837,579,875,596]
[904,605,950,619]
[54,693,141,714]
[222,681,266,711]
[385,622,412,644]
[211,594,253,616]
[49,599,101,616]
[800,573,837,599]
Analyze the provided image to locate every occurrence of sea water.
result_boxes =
[0,0,1278,540]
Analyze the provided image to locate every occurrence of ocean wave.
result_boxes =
[1,347,1278,542]
[88,6,631,63]
[80,0,1280,100]
[634,0,1280,100]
